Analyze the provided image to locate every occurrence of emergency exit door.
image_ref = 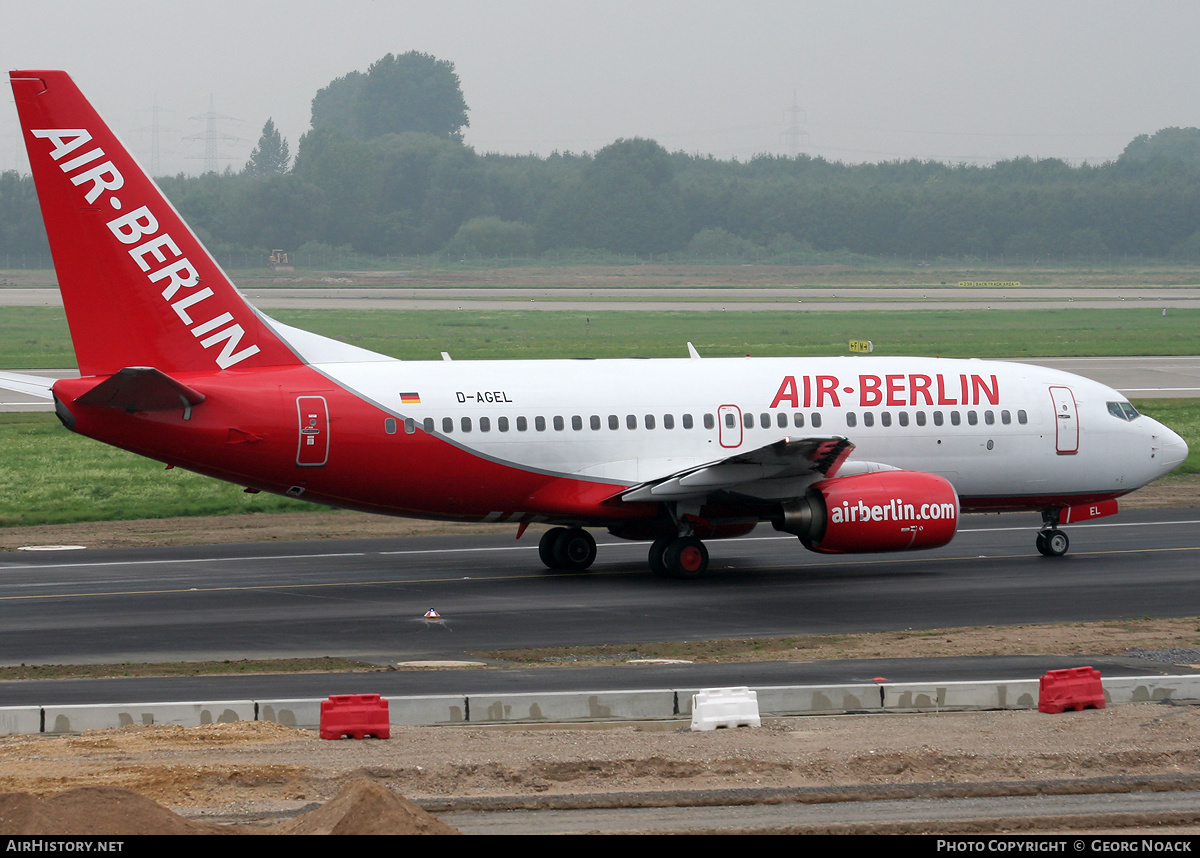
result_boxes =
[296,396,329,466]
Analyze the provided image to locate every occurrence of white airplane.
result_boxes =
[1,70,1188,577]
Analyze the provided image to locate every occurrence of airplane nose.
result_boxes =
[1154,422,1189,473]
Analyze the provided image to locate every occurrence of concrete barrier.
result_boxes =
[0,706,42,737]
[1100,674,1200,705]
[43,700,255,735]
[456,689,676,724]
[10,673,1199,736]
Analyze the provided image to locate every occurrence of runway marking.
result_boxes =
[0,551,366,572]
[1,518,1197,572]
[14,541,1200,602]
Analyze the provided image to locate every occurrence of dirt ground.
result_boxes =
[3,704,1200,834]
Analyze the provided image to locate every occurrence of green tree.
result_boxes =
[1120,127,1200,170]
[310,52,469,142]
[245,119,290,176]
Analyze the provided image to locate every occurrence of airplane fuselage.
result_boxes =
[53,354,1184,529]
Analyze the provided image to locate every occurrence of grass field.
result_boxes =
[3,306,1200,367]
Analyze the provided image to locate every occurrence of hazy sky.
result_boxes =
[2,1,1198,175]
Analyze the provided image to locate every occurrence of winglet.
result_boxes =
[687,342,701,359]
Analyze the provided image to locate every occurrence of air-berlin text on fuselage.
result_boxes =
[30,128,259,369]
[769,373,1000,409]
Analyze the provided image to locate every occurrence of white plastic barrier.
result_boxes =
[690,686,761,731]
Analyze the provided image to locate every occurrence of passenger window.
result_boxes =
[847,412,857,428]
[933,411,943,426]
[535,416,546,431]
[880,412,891,427]
[461,416,472,432]
[443,417,453,433]
[967,411,978,425]
[497,416,508,432]
[591,415,601,430]
[553,415,564,431]
[898,412,909,427]
[608,415,619,430]
[743,413,753,429]
[1001,410,1011,425]
[950,412,961,426]
[984,411,994,425]
[424,417,435,433]
[760,413,770,429]
[915,411,926,426]
[645,414,656,430]
[793,412,804,428]
[627,414,637,430]
[1017,410,1028,424]
[863,412,874,427]
[572,415,582,431]
[516,416,528,432]
[663,414,675,430]
[384,418,397,435]
[811,413,821,428]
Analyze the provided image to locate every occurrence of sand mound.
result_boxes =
[0,780,459,835]
[0,786,219,835]
[277,780,459,835]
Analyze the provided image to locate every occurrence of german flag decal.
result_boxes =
[399,392,421,404]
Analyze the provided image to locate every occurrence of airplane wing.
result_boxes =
[619,436,854,502]
[0,371,56,400]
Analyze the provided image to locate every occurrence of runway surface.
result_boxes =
[0,508,1197,687]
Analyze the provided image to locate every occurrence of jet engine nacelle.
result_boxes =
[775,471,959,554]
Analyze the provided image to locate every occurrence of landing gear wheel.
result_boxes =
[648,536,673,578]
[662,536,709,579]
[538,527,567,570]
[553,527,597,571]
[1036,529,1069,557]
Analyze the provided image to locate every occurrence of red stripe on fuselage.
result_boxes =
[53,367,656,525]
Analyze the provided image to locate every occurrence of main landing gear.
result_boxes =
[538,527,598,572]
[648,535,710,579]
[1036,510,1070,557]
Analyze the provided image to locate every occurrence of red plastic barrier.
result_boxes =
[320,693,391,739]
[1038,667,1106,714]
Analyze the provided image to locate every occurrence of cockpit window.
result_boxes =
[1107,401,1141,421]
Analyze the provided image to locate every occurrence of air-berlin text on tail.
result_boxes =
[29,128,260,369]
[770,373,1000,409]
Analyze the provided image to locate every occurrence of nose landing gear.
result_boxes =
[1036,509,1070,557]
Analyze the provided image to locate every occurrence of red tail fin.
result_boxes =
[11,71,299,376]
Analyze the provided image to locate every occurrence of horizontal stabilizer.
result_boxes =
[620,436,854,502]
[0,371,56,400]
[74,367,205,412]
